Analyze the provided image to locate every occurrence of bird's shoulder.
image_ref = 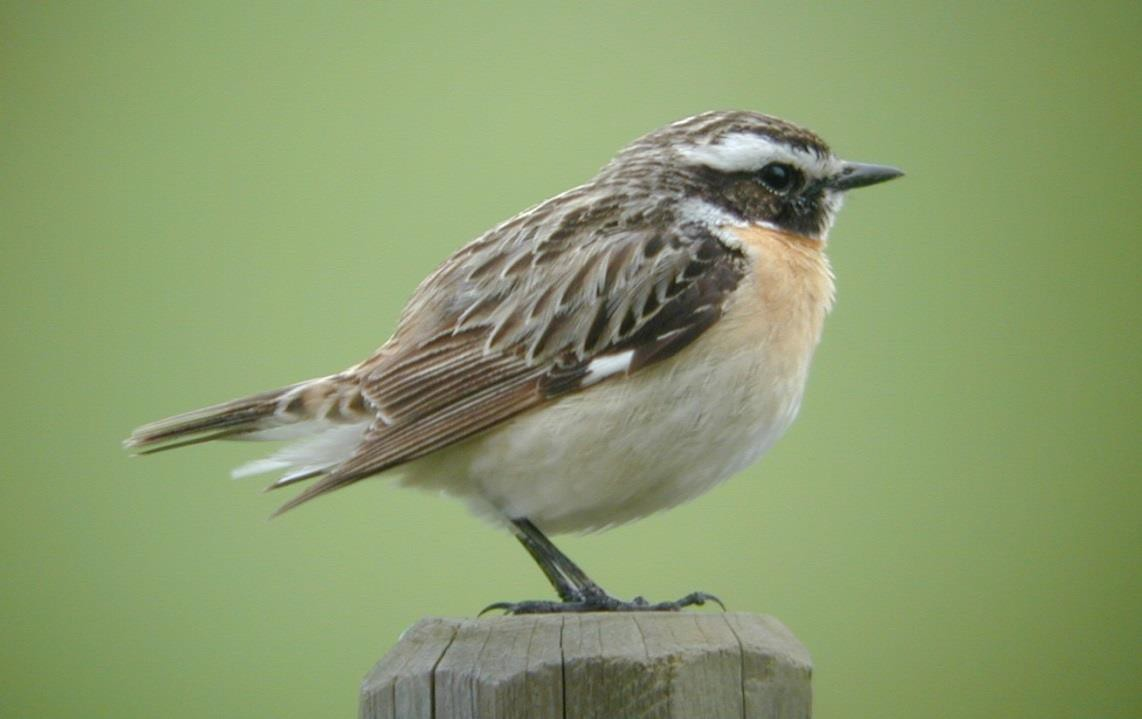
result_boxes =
[371,189,750,389]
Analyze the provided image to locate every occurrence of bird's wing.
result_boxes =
[275,200,747,513]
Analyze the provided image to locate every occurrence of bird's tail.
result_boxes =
[124,382,303,454]
[124,374,370,453]
[124,375,375,496]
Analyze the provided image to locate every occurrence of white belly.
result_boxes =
[400,281,821,534]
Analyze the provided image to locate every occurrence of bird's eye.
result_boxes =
[758,162,798,193]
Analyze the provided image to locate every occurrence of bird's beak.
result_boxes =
[829,162,904,191]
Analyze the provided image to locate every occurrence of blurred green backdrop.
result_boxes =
[2,2,1138,717]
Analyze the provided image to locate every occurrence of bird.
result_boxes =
[125,110,902,613]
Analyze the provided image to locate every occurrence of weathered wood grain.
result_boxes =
[359,618,460,719]
[726,613,813,719]
[360,613,811,718]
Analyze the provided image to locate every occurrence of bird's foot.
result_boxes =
[480,590,724,616]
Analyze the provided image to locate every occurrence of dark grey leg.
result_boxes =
[480,518,725,615]
[509,519,586,602]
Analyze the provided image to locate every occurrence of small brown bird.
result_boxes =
[126,110,902,613]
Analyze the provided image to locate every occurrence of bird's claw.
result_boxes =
[479,590,724,615]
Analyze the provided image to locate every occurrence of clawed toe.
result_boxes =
[655,591,725,611]
[498,519,727,616]
[480,600,574,616]
[480,591,725,615]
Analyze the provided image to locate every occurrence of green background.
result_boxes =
[2,2,1138,717]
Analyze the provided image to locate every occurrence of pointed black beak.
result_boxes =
[830,162,904,191]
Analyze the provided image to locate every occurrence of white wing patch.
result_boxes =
[582,350,635,387]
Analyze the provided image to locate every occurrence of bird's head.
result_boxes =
[603,110,903,241]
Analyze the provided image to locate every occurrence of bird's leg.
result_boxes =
[511,518,606,599]
[480,518,725,615]
[509,519,587,602]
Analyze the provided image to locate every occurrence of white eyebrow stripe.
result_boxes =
[676,132,836,176]
[582,350,635,387]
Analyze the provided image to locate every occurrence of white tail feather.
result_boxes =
[231,422,370,483]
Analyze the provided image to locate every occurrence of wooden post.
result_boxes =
[360,613,811,719]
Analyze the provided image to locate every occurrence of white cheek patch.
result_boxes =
[816,190,844,240]
[676,197,742,228]
[677,132,837,177]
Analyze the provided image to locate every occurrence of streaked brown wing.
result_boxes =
[274,212,746,513]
